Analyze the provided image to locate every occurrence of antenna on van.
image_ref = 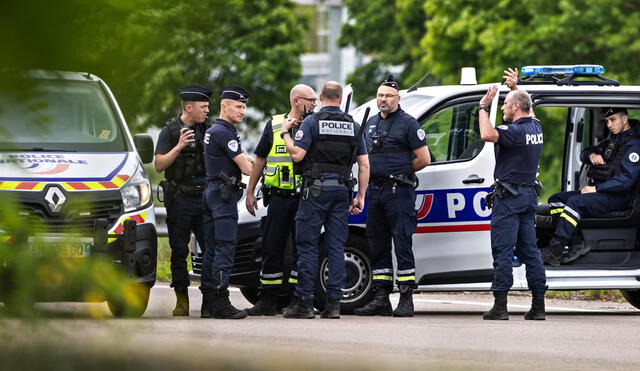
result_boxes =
[407,69,431,93]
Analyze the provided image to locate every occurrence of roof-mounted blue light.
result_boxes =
[521,64,605,76]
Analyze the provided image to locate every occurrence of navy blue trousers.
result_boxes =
[200,183,239,292]
[548,190,627,245]
[259,193,299,294]
[490,187,546,294]
[365,185,417,290]
[294,185,350,300]
[165,195,205,289]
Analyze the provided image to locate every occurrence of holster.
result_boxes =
[159,179,176,208]
[262,186,271,207]
[494,180,518,199]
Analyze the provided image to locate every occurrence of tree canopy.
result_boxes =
[1,0,308,131]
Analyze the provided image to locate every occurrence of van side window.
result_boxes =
[420,102,483,163]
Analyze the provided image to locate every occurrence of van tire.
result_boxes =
[620,289,640,310]
[314,232,373,314]
[107,283,151,318]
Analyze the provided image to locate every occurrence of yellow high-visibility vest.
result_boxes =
[263,114,301,190]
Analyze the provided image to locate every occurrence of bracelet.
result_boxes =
[280,130,291,139]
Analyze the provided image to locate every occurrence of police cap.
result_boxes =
[177,85,212,102]
[381,74,399,90]
[220,86,250,103]
[601,107,628,118]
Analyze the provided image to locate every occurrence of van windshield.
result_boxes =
[0,79,130,152]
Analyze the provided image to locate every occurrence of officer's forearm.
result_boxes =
[247,157,266,193]
[154,147,181,172]
[412,146,431,171]
[283,134,306,162]
[233,153,254,176]
[356,155,369,196]
[479,111,499,143]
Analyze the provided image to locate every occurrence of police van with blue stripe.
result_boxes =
[192,65,640,312]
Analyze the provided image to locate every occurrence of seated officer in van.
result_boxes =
[543,108,640,265]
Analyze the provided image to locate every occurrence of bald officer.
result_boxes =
[200,86,254,319]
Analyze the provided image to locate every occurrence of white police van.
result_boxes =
[0,71,157,317]
[192,65,640,313]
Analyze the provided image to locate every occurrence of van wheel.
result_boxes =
[314,233,373,314]
[620,289,640,310]
[107,283,150,318]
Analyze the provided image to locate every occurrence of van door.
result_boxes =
[413,93,497,286]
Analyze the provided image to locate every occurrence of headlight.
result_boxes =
[120,165,152,212]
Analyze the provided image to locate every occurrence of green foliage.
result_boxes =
[0,0,308,132]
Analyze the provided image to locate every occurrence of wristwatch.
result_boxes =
[479,104,490,112]
[280,130,291,139]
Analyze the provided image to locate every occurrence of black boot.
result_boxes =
[213,289,248,319]
[200,290,215,318]
[541,238,567,266]
[524,292,546,320]
[283,297,315,319]
[483,291,509,320]
[393,285,414,317]
[320,298,341,319]
[281,293,297,315]
[561,240,591,264]
[172,288,189,317]
[245,291,277,316]
[354,287,392,316]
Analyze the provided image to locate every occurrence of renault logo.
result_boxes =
[44,186,66,214]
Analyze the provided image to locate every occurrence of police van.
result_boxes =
[192,65,640,313]
[0,71,157,317]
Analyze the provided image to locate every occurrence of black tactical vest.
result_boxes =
[304,110,357,179]
[164,117,210,183]
[588,129,639,184]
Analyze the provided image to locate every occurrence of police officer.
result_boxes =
[353,75,431,317]
[244,84,317,316]
[280,81,369,319]
[154,85,211,316]
[479,68,547,320]
[543,107,640,266]
[200,86,254,319]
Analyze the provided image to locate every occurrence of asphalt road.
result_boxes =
[6,286,640,370]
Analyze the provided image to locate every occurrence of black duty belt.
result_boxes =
[370,176,412,188]
[269,188,300,197]
[176,184,205,196]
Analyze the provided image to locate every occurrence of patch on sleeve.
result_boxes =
[497,125,509,130]
[417,129,426,140]
[295,130,304,140]
[227,140,239,152]
[629,152,639,163]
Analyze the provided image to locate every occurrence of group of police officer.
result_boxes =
[155,76,430,319]
[155,67,640,321]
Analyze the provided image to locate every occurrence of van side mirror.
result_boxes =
[134,134,154,164]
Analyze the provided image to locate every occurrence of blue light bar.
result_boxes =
[521,64,605,76]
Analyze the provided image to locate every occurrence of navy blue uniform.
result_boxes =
[491,116,546,295]
[293,106,366,301]
[254,117,299,294]
[200,119,243,293]
[364,107,425,289]
[155,117,208,289]
[549,128,640,244]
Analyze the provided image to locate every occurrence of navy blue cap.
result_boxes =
[381,74,398,90]
[177,85,212,102]
[601,107,628,118]
[220,86,249,103]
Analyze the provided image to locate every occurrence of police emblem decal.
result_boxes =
[227,140,239,152]
[630,152,639,163]
[417,129,426,140]
[295,130,304,140]
[497,125,509,130]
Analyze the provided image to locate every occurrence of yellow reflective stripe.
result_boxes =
[560,213,578,227]
[260,279,283,285]
[373,275,394,281]
[288,278,298,284]
[397,276,416,282]
[550,208,563,214]
[0,181,21,190]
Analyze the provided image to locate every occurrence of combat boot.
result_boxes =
[561,240,591,264]
[200,290,215,318]
[282,297,315,319]
[281,293,297,315]
[172,288,189,317]
[245,291,277,316]
[524,292,546,320]
[541,238,567,266]
[320,298,341,319]
[393,285,414,317]
[213,289,248,319]
[483,291,509,320]
[354,287,392,316]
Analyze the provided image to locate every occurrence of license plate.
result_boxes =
[28,237,92,258]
